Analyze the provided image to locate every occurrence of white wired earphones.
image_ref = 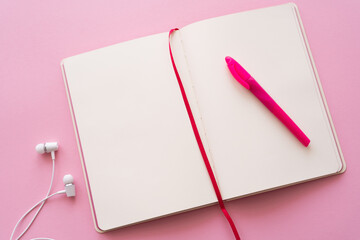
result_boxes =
[10,142,75,240]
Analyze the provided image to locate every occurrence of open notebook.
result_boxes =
[62,3,345,232]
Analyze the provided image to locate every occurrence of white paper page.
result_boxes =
[62,32,216,231]
[179,3,343,200]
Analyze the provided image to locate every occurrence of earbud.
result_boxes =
[35,142,58,160]
[63,174,76,197]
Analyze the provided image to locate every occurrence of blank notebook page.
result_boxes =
[62,33,215,231]
[180,3,343,200]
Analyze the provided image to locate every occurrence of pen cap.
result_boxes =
[225,56,252,89]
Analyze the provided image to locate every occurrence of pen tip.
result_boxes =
[225,56,232,64]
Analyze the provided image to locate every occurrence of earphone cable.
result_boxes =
[30,238,55,240]
[9,190,66,240]
[10,158,56,240]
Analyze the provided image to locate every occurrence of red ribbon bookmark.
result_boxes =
[168,28,241,240]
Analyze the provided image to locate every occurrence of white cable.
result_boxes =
[9,190,65,240]
[13,158,56,240]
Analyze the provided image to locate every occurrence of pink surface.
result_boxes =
[1,0,359,239]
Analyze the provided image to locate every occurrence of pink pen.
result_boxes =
[225,56,310,147]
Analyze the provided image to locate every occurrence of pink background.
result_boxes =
[1,0,359,239]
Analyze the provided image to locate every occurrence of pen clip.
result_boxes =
[225,56,251,89]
